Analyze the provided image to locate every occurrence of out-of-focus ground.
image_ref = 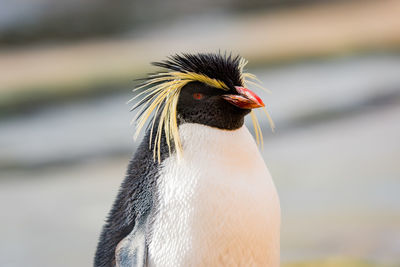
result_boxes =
[1,1,400,267]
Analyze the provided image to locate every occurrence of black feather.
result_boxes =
[94,130,169,267]
[151,52,244,89]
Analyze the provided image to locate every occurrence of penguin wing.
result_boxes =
[115,220,148,267]
[95,135,160,267]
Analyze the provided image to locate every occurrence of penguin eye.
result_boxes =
[192,93,204,100]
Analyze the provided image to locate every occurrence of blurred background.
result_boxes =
[1,0,400,266]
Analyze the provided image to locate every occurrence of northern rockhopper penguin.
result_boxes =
[94,53,280,267]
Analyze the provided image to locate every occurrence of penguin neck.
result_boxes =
[146,121,256,165]
[177,123,260,165]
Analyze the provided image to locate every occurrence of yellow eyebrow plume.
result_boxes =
[130,71,228,162]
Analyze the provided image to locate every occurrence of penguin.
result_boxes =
[94,53,280,267]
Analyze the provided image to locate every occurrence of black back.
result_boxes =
[94,131,169,267]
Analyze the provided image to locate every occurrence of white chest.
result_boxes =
[148,124,280,267]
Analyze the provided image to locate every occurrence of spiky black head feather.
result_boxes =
[152,53,244,89]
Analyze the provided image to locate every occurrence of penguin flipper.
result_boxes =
[95,130,162,267]
[115,223,147,267]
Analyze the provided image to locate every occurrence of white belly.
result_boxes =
[148,124,280,267]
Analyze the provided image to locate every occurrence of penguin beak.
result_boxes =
[222,86,265,109]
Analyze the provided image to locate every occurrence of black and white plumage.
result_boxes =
[94,53,280,267]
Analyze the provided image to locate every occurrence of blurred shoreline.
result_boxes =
[1,53,399,171]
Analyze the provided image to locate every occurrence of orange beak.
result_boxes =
[222,86,265,109]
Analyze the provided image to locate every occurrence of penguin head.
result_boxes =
[131,52,272,161]
[159,53,265,130]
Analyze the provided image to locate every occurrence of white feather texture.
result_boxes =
[148,123,280,267]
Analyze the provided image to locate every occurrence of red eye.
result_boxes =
[193,93,204,100]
